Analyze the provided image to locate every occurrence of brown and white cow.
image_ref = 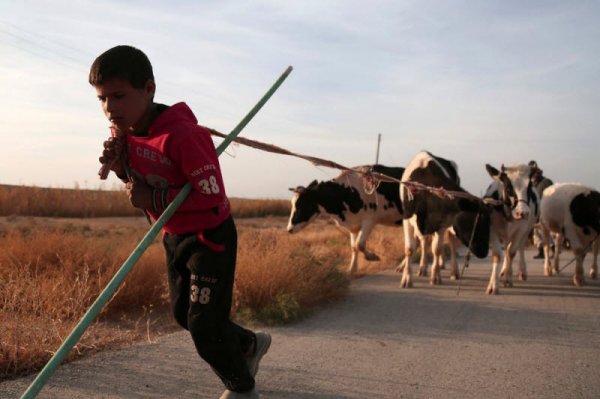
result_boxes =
[483,164,539,294]
[540,183,600,286]
[287,165,405,274]
[399,151,490,287]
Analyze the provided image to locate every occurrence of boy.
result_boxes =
[90,45,270,399]
[528,160,555,259]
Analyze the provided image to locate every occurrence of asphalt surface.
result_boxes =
[2,250,600,399]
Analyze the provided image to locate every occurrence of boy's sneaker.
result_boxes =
[247,332,272,378]
[219,388,259,399]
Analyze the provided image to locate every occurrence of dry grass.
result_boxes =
[0,183,406,380]
[230,197,290,218]
[234,226,350,325]
[0,184,290,219]
[0,220,168,379]
[0,184,137,217]
[0,213,406,381]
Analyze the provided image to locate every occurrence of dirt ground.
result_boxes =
[2,248,599,399]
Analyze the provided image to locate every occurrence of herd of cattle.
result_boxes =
[286,150,600,294]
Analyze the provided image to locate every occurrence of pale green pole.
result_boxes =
[20,65,293,399]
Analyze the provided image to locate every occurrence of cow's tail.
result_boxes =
[399,183,417,218]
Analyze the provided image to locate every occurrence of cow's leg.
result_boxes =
[447,232,459,280]
[396,257,407,273]
[552,232,564,275]
[356,223,379,262]
[517,237,528,281]
[541,223,553,276]
[400,219,415,288]
[395,227,409,273]
[429,230,444,285]
[573,248,586,287]
[348,232,359,274]
[439,231,447,270]
[417,234,428,277]
[487,235,502,294]
[501,241,515,288]
[589,238,598,280]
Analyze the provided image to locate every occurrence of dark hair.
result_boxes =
[89,45,154,88]
[528,160,538,169]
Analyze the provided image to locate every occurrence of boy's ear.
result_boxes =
[145,80,156,97]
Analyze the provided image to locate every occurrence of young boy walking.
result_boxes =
[90,45,270,399]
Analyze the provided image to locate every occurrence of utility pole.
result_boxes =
[375,133,382,164]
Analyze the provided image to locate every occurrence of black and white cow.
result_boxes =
[287,165,405,274]
[483,164,539,294]
[399,151,490,287]
[540,183,600,286]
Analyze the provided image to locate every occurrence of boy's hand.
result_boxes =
[99,136,126,177]
[126,176,154,210]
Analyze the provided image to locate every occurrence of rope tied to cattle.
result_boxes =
[362,168,382,195]
[556,231,600,274]
[456,210,481,296]
[208,129,506,207]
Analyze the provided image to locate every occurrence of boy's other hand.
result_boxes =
[126,176,154,210]
[99,136,126,177]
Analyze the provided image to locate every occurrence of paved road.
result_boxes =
[2,250,600,398]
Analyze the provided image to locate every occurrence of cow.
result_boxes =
[287,165,405,274]
[399,151,490,288]
[539,183,600,286]
[483,164,539,294]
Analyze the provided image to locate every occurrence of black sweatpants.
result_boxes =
[163,216,256,392]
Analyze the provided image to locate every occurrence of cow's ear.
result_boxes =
[307,180,319,188]
[499,173,512,189]
[290,186,306,193]
[486,164,500,179]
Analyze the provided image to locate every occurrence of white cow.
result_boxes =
[287,165,405,274]
[288,164,458,275]
[484,164,539,294]
[399,151,491,288]
[540,183,600,286]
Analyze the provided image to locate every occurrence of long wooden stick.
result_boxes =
[20,65,293,399]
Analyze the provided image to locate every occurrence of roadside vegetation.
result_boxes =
[0,184,290,218]
[0,185,405,380]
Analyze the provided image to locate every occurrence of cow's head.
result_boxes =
[486,163,537,221]
[287,180,321,233]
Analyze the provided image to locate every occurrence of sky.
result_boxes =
[1,0,599,199]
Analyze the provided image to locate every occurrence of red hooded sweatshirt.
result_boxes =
[122,102,231,235]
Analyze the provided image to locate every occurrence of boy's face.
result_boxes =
[95,78,155,132]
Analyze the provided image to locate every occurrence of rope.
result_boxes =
[362,169,381,195]
[456,211,481,296]
[209,129,352,171]
[208,129,504,207]
[556,232,600,274]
